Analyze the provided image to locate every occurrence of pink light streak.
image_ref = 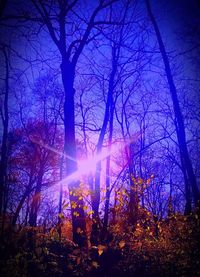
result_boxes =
[30,132,140,187]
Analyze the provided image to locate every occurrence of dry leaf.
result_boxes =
[92,261,99,268]
[119,240,125,248]
[97,244,107,256]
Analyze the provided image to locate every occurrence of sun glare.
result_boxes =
[77,149,112,176]
[30,135,140,187]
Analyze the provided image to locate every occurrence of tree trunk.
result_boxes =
[128,143,139,229]
[91,46,118,245]
[29,171,43,227]
[58,151,64,240]
[12,173,34,226]
[102,93,114,240]
[145,0,200,212]
[12,187,31,226]
[24,196,30,226]
[102,157,111,239]
[61,58,86,247]
[0,47,9,221]
[29,186,41,227]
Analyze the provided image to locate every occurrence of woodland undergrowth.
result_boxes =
[0,207,200,277]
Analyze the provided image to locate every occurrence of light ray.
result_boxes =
[55,148,114,186]
[30,136,76,162]
[30,131,141,187]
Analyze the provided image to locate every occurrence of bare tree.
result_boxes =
[145,0,200,214]
[29,0,120,246]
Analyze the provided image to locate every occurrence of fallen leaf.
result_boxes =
[119,240,125,248]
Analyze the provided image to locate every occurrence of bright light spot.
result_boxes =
[78,156,97,175]
[77,149,111,176]
[55,148,114,186]
[30,133,141,187]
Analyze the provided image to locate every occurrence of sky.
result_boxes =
[0,0,199,150]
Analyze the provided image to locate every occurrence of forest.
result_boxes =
[0,0,200,276]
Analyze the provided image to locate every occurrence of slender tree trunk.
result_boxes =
[93,100,111,217]
[102,94,114,240]
[102,157,111,238]
[90,74,113,244]
[90,46,118,245]
[145,0,200,212]
[128,143,139,229]
[0,47,9,222]
[139,122,144,208]
[12,173,34,226]
[58,151,64,240]
[12,187,31,226]
[61,58,86,247]
[29,171,43,227]
[93,46,118,216]
[24,196,30,226]
[29,187,41,227]
[168,177,174,216]
[180,154,192,214]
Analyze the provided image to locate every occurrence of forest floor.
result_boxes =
[0,211,200,277]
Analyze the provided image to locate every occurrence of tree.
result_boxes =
[29,0,119,246]
[7,120,61,227]
[145,0,200,214]
[0,45,9,230]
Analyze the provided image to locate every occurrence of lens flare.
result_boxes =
[78,149,112,175]
[30,132,140,187]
